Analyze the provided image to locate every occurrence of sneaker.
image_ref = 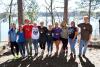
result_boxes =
[78,54,81,58]
[83,54,86,58]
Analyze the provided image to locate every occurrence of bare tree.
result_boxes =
[63,0,68,24]
[9,0,13,28]
[17,0,23,25]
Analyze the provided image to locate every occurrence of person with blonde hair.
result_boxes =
[60,22,69,56]
[52,22,62,56]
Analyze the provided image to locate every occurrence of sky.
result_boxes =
[0,0,80,13]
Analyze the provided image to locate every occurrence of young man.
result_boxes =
[38,22,47,55]
[78,16,93,57]
[32,23,39,56]
[8,23,19,59]
[23,19,33,57]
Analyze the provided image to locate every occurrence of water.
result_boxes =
[0,16,99,41]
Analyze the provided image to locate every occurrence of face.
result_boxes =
[40,22,44,26]
[12,23,16,29]
[84,16,89,23]
[19,26,23,31]
[61,22,66,27]
[48,25,52,30]
[71,21,75,27]
[34,23,37,27]
[55,23,58,28]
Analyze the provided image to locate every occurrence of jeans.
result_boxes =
[79,40,88,55]
[68,38,77,55]
[61,38,68,50]
[25,38,32,56]
[10,42,19,56]
[18,42,25,57]
[47,41,53,52]
[32,39,39,54]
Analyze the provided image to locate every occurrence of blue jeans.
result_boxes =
[79,40,88,55]
[68,38,77,55]
[18,42,25,57]
[47,41,53,52]
[32,39,39,54]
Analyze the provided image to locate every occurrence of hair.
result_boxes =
[71,21,75,27]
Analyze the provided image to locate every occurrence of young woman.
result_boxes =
[38,22,48,55]
[60,22,69,56]
[52,23,62,56]
[32,23,39,56]
[8,23,19,59]
[17,25,25,58]
[46,25,53,56]
[68,21,78,58]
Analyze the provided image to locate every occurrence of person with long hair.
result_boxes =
[68,21,78,58]
[60,22,69,56]
[17,25,25,58]
[52,23,62,57]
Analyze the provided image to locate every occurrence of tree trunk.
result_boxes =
[9,0,13,29]
[88,0,91,23]
[51,0,53,25]
[17,0,23,25]
[63,0,68,24]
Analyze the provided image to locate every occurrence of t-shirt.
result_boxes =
[52,27,62,39]
[60,27,68,39]
[8,28,17,42]
[17,31,25,42]
[68,27,77,39]
[78,23,92,41]
[38,26,47,41]
[32,27,39,39]
[23,24,33,39]
[46,30,53,42]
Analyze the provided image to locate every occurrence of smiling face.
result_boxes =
[83,16,89,24]
[40,22,44,27]
[71,21,75,27]
[55,23,59,28]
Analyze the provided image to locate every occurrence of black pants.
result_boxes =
[10,42,19,56]
[61,38,68,50]
[39,41,46,50]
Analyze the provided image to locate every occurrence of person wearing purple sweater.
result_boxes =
[52,23,62,56]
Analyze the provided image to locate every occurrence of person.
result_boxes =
[52,23,62,56]
[17,25,25,58]
[8,23,19,59]
[46,25,53,56]
[23,19,33,57]
[78,16,92,57]
[38,22,47,55]
[68,21,78,58]
[32,23,39,56]
[60,22,69,56]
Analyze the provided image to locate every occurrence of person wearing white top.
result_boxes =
[32,23,39,56]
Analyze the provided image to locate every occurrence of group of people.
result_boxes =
[8,16,92,59]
